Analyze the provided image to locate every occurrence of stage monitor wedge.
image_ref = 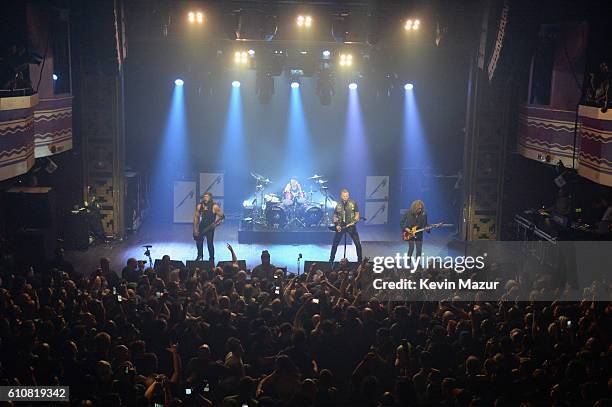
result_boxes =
[154,259,186,270]
[217,260,248,271]
[186,260,213,271]
[305,260,362,274]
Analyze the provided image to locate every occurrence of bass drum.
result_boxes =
[265,204,286,228]
[302,204,323,227]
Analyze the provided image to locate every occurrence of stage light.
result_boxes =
[339,53,353,67]
[297,15,312,27]
[188,11,204,24]
[405,18,420,30]
[52,74,58,81]
[404,83,414,90]
[234,51,248,65]
[248,49,255,56]
[174,78,184,86]
[232,80,241,88]
[291,81,300,89]
[322,50,331,58]
[348,82,358,90]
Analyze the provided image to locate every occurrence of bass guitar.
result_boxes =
[193,218,224,239]
[402,222,453,241]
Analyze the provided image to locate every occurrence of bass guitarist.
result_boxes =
[400,199,429,260]
[193,192,225,263]
[329,189,363,263]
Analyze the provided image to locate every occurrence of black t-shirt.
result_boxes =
[400,211,428,240]
[252,264,277,281]
[122,266,140,283]
[198,201,216,228]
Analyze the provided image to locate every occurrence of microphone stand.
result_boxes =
[143,245,153,268]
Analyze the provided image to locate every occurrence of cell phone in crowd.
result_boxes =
[312,298,320,304]
[274,287,280,295]
[203,381,210,393]
[185,388,192,395]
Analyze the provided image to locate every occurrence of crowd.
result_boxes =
[0,244,609,406]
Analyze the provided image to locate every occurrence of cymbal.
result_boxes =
[252,173,272,186]
[308,174,325,180]
[251,171,264,180]
[316,179,328,184]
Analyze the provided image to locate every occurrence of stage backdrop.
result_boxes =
[199,172,224,199]
[173,181,196,223]
[365,175,389,225]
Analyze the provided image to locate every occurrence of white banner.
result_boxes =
[365,176,389,200]
[173,181,197,223]
[199,172,224,197]
[365,201,388,225]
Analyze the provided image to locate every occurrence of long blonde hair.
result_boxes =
[409,200,425,215]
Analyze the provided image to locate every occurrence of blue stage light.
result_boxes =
[175,78,184,86]
[232,80,241,88]
[52,74,58,81]
[348,82,357,90]
[404,83,414,90]
[290,81,300,89]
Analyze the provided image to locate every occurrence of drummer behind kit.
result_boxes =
[243,173,337,230]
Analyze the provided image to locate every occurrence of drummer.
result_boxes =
[283,177,305,206]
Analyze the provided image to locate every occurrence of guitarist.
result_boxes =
[400,200,429,260]
[193,192,225,263]
[329,189,363,264]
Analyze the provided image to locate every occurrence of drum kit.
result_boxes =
[244,172,337,229]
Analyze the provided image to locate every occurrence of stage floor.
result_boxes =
[65,219,456,275]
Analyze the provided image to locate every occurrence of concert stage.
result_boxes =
[65,219,457,274]
[238,227,334,244]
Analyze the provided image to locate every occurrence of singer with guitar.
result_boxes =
[400,199,429,260]
[329,189,363,264]
[193,192,225,263]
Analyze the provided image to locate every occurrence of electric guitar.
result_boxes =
[402,222,453,241]
[328,218,364,232]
